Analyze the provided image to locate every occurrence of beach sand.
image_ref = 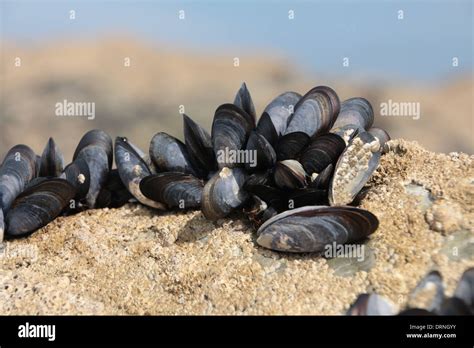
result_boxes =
[0,139,472,315]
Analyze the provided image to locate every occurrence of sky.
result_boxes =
[1,0,472,81]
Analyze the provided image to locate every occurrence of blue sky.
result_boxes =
[1,0,472,81]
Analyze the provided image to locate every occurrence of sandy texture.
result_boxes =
[0,140,472,315]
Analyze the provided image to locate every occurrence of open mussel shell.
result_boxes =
[273,160,307,190]
[347,294,396,315]
[183,114,216,176]
[149,132,200,177]
[244,196,278,229]
[256,205,378,253]
[257,91,302,143]
[39,137,64,177]
[245,131,276,171]
[73,130,113,208]
[116,137,166,210]
[201,167,248,220]
[233,82,256,122]
[140,172,204,210]
[300,133,346,175]
[212,104,254,169]
[329,131,384,206]
[62,158,90,202]
[330,97,374,144]
[0,144,37,215]
[5,178,76,237]
[284,86,340,137]
[275,131,310,161]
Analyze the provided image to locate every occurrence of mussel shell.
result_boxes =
[0,144,37,213]
[74,145,110,208]
[329,131,382,206]
[275,131,310,161]
[259,91,302,137]
[453,268,474,312]
[212,104,254,169]
[149,132,199,177]
[5,178,76,237]
[244,196,278,229]
[300,133,346,175]
[63,158,90,201]
[73,129,113,169]
[39,137,64,177]
[0,209,4,242]
[368,127,391,154]
[330,97,374,143]
[284,86,340,137]
[256,205,379,253]
[116,137,166,210]
[233,82,256,122]
[407,271,444,313]
[347,294,395,315]
[183,114,216,176]
[73,130,113,208]
[255,112,279,147]
[245,131,276,171]
[273,160,307,190]
[140,172,204,210]
[438,297,472,315]
[309,164,333,190]
[201,167,248,220]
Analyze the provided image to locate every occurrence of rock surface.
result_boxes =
[0,139,472,315]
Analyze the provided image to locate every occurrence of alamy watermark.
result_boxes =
[0,242,38,262]
[55,99,95,120]
[380,99,421,120]
[216,147,257,168]
[324,242,365,262]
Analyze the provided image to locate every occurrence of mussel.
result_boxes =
[39,137,65,177]
[5,178,76,237]
[140,172,204,210]
[330,97,374,144]
[244,131,276,171]
[284,86,340,137]
[256,91,301,146]
[72,130,113,208]
[149,132,200,177]
[116,137,166,210]
[299,133,346,175]
[62,158,91,208]
[234,82,256,121]
[347,294,395,315]
[201,167,248,220]
[256,205,378,253]
[0,145,37,240]
[273,160,307,190]
[183,114,216,176]
[212,104,254,169]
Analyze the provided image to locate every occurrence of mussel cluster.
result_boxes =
[0,83,390,255]
[348,268,474,316]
